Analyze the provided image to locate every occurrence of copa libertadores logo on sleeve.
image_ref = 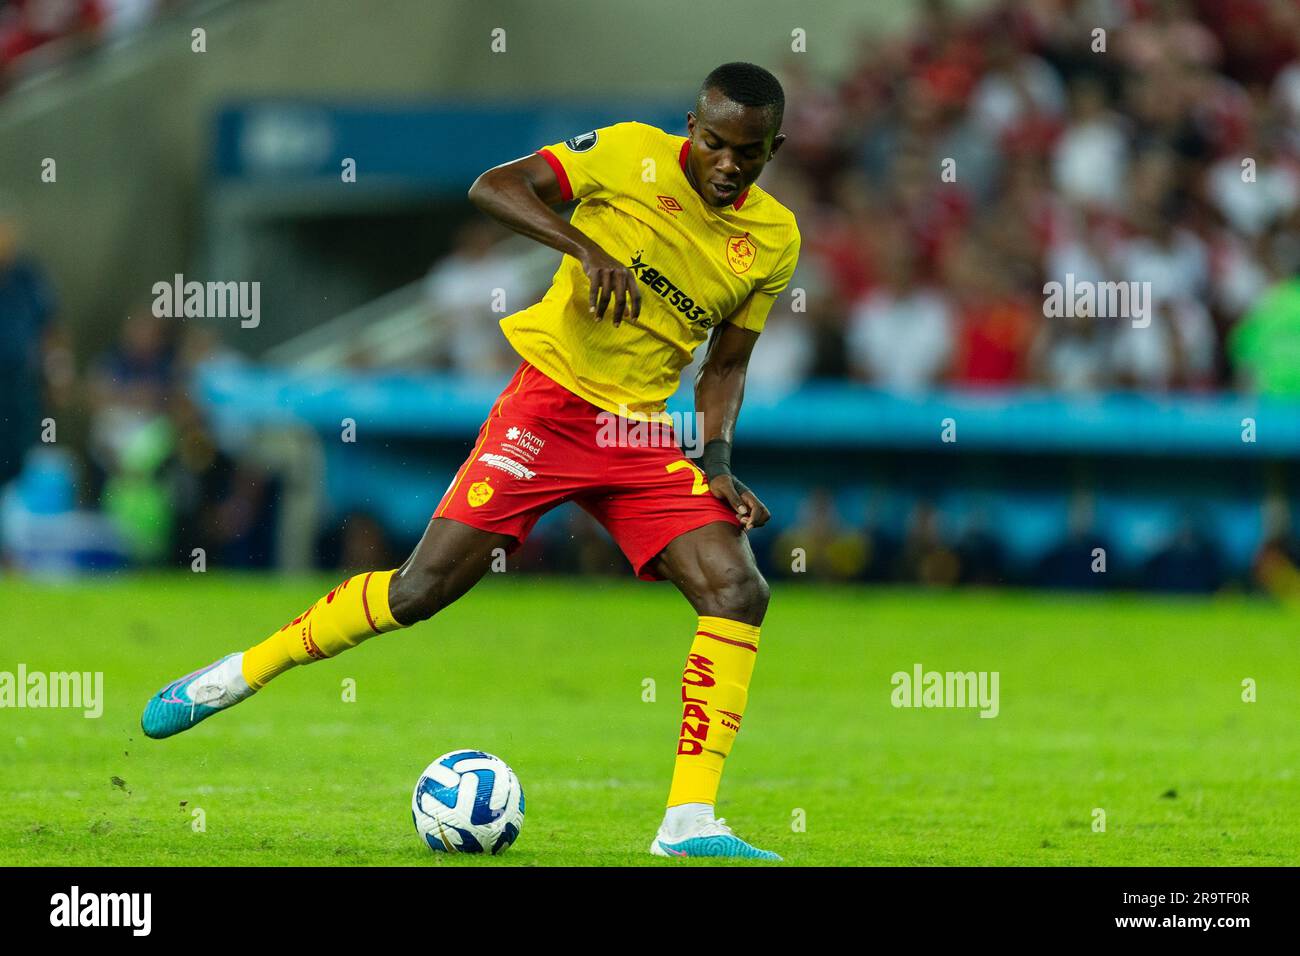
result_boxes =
[564,131,598,152]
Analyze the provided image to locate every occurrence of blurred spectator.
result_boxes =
[1116,204,1209,305]
[511,507,622,576]
[954,509,1007,585]
[943,232,1037,387]
[424,220,530,375]
[0,208,61,487]
[1119,0,1222,73]
[1051,76,1130,210]
[1028,307,1113,393]
[0,445,126,574]
[897,500,960,586]
[1205,131,1299,239]
[771,489,868,580]
[846,235,954,391]
[1194,0,1299,87]
[335,510,398,574]
[777,54,851,189]
[1142,515,1225,592]
[1228,271,1300,395]
[968,29,1066,147]
[169,390,277,568]
[85,304,178,498]
[1035,493,1113,590]
[1254,534,1300,597]
[743,256,830,392]
[806,171,883,305]
[1110,298,1216,391]
[743,308,815,393]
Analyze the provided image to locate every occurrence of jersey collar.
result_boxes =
[678,140,750,212]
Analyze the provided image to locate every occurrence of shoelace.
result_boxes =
[695,817,736,838]
[190,679,227,706]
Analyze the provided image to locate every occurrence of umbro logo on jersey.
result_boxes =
[656,195,683,215]
[564,131,598,152]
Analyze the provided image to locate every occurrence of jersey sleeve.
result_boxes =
[535,122,641,203]
[725,227,801,333]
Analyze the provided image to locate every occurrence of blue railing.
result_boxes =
[195,363,1300,458]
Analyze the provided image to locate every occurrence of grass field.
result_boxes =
[1,573,1297,866]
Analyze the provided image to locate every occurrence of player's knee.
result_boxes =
[388,568,451,626]
[698,564,769,624]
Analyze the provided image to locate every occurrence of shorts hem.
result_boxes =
[431,513,527,552]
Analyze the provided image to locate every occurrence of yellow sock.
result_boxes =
[241,569,404,689]
[666,616,761,808]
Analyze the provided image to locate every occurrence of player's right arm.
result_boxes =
[467,153,641,324]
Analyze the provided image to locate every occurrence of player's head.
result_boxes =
[685,62,786,207]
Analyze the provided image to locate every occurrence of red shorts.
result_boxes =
[433,361,740,580]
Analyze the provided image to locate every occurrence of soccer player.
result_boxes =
[142,62,801,861]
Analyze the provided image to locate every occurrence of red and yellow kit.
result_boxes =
[435,122,801,576]
[507,121,801,422]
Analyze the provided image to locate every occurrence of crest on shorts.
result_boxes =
[467,479,494,508]
[564,131,598,152]
[726,233,756,275]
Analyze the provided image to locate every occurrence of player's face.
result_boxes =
[685,90,784,207]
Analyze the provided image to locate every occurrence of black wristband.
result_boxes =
[699,439,733,479]
[699,439,749,497]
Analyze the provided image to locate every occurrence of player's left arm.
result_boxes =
[695,318,769,531]
[696,225,800,530]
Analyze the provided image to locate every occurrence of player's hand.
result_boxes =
[579,245,641,326]
[709,475,770,531]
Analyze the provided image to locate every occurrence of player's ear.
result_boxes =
[768,133,786,160]
[685,111,697,137]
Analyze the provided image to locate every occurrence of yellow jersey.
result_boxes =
[499,121,801,421]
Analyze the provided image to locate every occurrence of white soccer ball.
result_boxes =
[411,749,525,855]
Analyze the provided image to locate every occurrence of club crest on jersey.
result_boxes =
[467,479,494,508]
[726,233,756,275]
[564,131,598,152]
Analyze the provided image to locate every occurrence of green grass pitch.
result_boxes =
[2,573,1297,866]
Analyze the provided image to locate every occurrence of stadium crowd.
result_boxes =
[429,0,1300,397]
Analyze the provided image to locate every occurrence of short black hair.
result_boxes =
[697,61,785,133]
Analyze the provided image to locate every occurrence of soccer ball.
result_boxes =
[411,749,525,855]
